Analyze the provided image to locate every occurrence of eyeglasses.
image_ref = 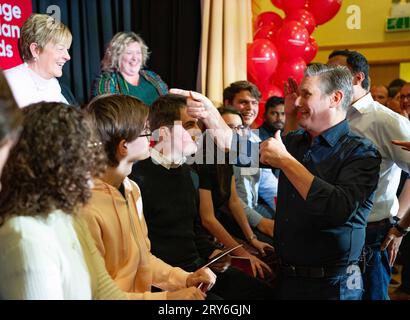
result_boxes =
[139,129,152,138]
[400,94,410,101]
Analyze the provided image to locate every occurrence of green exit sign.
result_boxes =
[386,16,410,32]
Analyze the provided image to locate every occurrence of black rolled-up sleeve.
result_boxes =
[305,153,381,226]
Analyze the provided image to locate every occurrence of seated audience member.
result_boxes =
[223,81,277,230]
[130,94,275,300]
[81,94,214,300]
[0,70,22,179]
[258,96,285,141]
[219,107,275,239]
[193,111,274,259]
[370,84,389,106]
[5,14,76,107]
[0,102,135,300]
[91,32,168,105]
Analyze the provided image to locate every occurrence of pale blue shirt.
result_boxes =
[234,131,278,227]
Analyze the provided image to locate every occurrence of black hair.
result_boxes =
[265,96,284,114]
[328,49,369,91]
[223,81,261,103]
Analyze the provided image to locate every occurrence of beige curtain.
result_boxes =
[197,0,253,105]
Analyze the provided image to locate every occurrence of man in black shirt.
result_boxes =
[130,94,275,300]
[171,64,381,300]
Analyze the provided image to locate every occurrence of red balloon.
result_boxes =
[303,36,318,64]
[285,9,316,34]
[281,0,307,14]
[254,12,283,30]
[276,21,309,60]
[253,25,279,43]
[247,39,279,84]
[305,0,343,25]
[271,0,284,9]
[262,84,284,102]
[273,57,307,88]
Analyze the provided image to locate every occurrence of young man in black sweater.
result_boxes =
[130,94,274,300]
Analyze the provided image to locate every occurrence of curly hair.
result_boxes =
[0,69,22,142]
[101,32,150,72]
[0,102,106,224]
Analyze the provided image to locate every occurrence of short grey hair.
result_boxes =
[305,64,353,111]
[101,32,150,72]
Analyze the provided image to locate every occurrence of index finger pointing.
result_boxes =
[170,88,190,97]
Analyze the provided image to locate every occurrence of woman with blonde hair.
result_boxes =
[5,14,74,107]
[91,32,167,105]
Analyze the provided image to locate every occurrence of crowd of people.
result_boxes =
[0,13,410,300]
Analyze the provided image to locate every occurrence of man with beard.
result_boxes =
[258,96,285,141]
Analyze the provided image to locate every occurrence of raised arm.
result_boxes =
[169,89,233,150]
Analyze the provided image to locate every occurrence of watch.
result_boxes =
[395,223,410,236]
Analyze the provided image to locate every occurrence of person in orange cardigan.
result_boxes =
[80,94,215,300]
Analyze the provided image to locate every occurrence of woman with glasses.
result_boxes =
[80,94,215,300]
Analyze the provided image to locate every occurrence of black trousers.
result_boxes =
[207,267,275,300]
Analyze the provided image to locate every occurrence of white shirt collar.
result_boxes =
[150,148,186,170]
[351,92,375,114]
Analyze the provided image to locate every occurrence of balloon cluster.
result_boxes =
[247,0,342,126]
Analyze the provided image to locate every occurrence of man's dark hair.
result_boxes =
[149,94,187,131]
[223,80,261,103]
[388,78,406,90]
[265,96,284,114]
[328,49,370,91]
[218,106,244,122]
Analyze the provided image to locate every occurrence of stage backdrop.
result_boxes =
[32,0,201,104]
[0,0,32,70]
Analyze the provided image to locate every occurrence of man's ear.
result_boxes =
[116,139,128,159]
[159,126,171,140]
[330,90,344,108]
[223,99,230,107]
[353,71,365,87]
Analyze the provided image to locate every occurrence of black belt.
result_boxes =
[366,218,391,230]
[279,262,356,279]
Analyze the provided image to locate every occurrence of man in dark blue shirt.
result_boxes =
[171,64,381,299]
[258,64,381,299]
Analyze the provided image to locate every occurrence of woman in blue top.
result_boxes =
[91,32,168,105]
